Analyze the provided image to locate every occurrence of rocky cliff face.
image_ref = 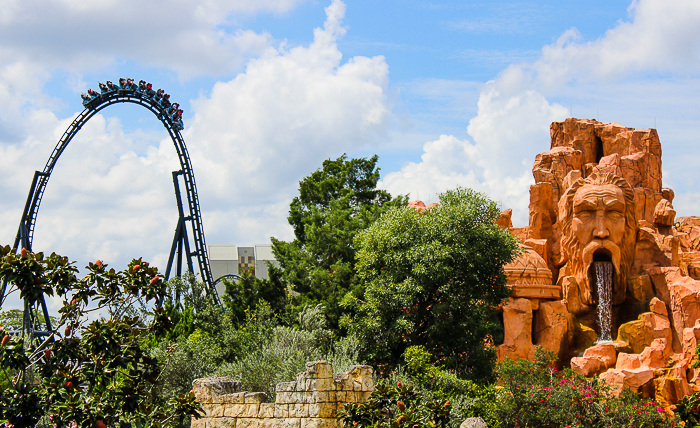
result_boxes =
[497,118,700,408]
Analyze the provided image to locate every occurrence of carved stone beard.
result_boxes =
[567,237,628,306]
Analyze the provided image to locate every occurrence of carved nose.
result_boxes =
[594,212,609,238]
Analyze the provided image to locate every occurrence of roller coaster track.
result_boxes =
[4,87,217,324]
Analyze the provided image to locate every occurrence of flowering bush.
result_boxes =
[492,348,678,428]
[0,246,201,427]
[337,381,451,428]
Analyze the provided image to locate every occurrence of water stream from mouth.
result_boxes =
[594,261,614,341]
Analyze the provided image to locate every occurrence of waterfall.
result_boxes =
[594,261,614,342]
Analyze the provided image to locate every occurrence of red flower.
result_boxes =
[96,420,106,428]
[1,335,8,346]
[96,260,103,268]
[150,276,160,284]
[397,401,406,411]
[21,248,27,258]
[133,265,141,272]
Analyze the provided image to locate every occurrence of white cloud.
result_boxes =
[186,0,390,240]
[0,0,313,77]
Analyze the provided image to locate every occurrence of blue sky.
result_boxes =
[1,0,700,304]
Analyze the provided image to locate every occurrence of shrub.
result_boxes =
[337,380,451,428]
[491,348,679,428]
[0,247,201,427]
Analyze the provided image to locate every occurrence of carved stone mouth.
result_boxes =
[582,240,620,277]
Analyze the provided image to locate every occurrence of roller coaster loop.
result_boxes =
[2,83,219,341]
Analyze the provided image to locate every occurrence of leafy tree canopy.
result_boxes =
[0,246,201,427]
[272,154,406,330]
[346,187,520,383]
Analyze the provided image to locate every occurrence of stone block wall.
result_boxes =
[192,361,374,428]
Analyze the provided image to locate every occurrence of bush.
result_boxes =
[0,247,201,427]
[491,348,679,428]
[348,187,519,382]
[337,380,451,428]
[151,294,364,403]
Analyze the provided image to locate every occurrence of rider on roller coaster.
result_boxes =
[81,79,184,128]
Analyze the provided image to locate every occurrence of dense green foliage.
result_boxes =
[149,274,362,402]
[348,187,520,382]
[271,154,407,329]
[337,381,452,428]
[0,246,200,427]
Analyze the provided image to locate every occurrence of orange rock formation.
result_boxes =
[497,118,700,408]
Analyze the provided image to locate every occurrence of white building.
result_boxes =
[207,244,279,297]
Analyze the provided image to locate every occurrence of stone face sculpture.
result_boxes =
[558,172,637,313]
[489,118,700,409]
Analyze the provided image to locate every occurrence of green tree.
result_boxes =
[0,246,201,427]
[347,187,520,383]
[272,154,406,329]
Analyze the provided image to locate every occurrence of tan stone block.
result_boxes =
[202,404,225,417]
[244,404,261,418]
[221,392,246,404]
[300,418,339,428]
[224,404,247,417]
[308,391,331,402]
[191,417,207,428]
[334,373,354,391]
[193,378,242,404]
[277,382,297,393]
[259,403,275,418]
[274,404,290,418]
[264,419,282,428]
[296,372,308,391]
[289,403,309,418]
[245,392,268,404]
[308,402,337,418]
[333,391,346,402]
[209,418,237,428]
[237,418,261,428]
[306,361,334,379]
[306,378,335,391]
[284,392,305,404]
[276,392,291,404]
[282,419,301,428]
